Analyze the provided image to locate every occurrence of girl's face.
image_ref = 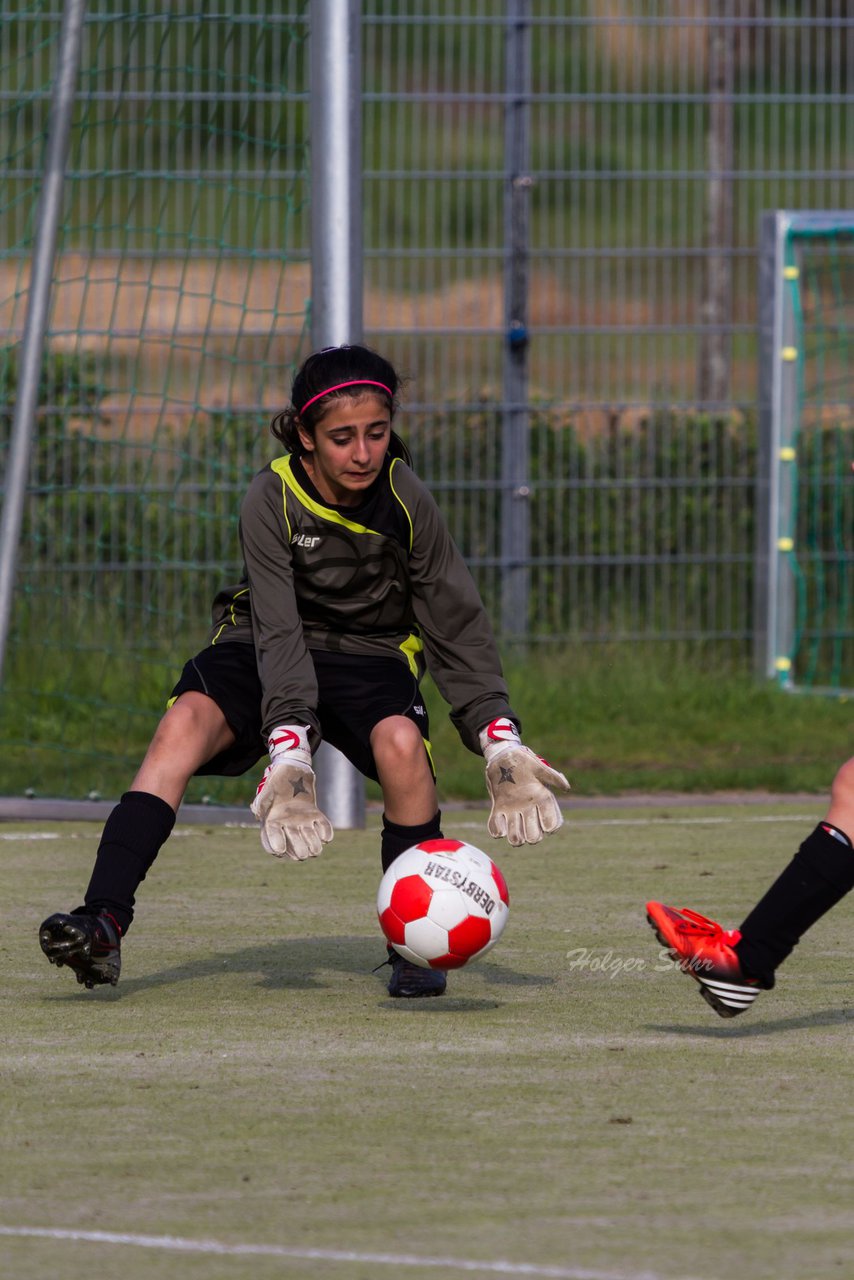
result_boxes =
[298,393,392,506]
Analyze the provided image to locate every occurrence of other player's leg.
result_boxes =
[733,756,854,985]
[647,755,854,1017]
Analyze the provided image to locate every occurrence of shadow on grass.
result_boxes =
[645,1006,854,1037]
[40,934,555,1000]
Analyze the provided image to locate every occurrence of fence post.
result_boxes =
[0,0,87,687]
[697,1,735,410]
[500,0,531,643]
[309,0,366,829]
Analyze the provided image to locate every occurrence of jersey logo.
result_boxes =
[291,533,321,549]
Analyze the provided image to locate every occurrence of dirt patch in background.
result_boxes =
[0,252,774,436]
[1,252,663,344]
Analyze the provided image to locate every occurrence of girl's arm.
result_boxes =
[398,466,518,753]
[238,469,320,742]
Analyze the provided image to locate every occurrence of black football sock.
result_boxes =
[81,790,176,934]
[735,822,854,986]
[381,811,443,873]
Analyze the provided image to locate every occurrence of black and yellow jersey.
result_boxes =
[208,453,517,754]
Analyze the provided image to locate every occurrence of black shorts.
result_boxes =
[168,642,433,782]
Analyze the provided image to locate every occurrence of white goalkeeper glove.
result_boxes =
[250,725,333,860]
[479,717,570,847]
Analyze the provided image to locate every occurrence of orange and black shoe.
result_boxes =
[645,902,761,1018]
[39,909,122,989]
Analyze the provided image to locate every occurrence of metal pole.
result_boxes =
[500,0,531,643]
[0,0,87,687]
[697,0,735,410]
[309,0,366,829]
[310,0,363,343]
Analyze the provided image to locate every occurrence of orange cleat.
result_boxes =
[646,902,761,1018]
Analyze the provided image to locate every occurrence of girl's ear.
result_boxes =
[296,420,314,453]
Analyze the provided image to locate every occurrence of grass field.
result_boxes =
[8,646,851,805]
[2,798,852,1280]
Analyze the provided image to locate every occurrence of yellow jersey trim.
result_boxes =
[388,457,414,553]
[211,587,250,644]
[399,631,424,676]
[269,456,293,539]
[272,454,383,537]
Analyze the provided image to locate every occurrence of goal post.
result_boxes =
[0,1,372,824]
[755,210,854,696]
[0,0,86,687]
[0,3,314,810]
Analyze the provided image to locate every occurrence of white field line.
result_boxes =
[0,828,197,840]
[0,1225,703,1280]
[447,815,816,830]
[0,831,60,840]
[0,815,818,841]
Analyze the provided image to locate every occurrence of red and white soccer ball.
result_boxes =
[377,838,510,969]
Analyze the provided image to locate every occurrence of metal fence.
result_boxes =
[1,0,853,670]
[357,1,853,653]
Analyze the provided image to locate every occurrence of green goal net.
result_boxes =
[757,211,854,697]
[0,4,311,804]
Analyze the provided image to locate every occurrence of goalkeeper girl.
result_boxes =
[39,343,568,998]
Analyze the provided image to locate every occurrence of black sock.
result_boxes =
[735,822,854,985]
[81,790,176,934]
[381,811,443,873]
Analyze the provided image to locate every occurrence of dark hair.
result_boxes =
[271,344,411,465]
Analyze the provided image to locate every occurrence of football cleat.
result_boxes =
[39,910,122,989]
[645,901,761,1018]
[382,947,447,998]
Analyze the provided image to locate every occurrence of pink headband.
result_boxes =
[298,379,393,416]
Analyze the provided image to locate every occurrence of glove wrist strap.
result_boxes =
[479,716,522,763]
[267,724,312,769]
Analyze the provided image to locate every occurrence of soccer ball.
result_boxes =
[377,838,510,969]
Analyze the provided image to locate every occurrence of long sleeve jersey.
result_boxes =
[207,452,518,754]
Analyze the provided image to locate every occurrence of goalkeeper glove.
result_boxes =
[479,717,570,847]
[250,725,334,860]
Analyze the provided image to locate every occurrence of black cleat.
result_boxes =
[384,947,447,998]
[39,910,122,989]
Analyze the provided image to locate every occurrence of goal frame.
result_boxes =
[754,209,854,694]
